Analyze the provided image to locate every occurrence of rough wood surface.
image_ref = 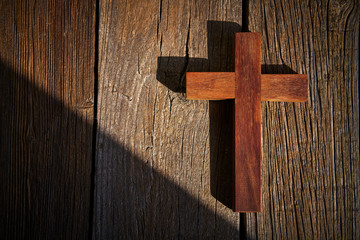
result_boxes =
[186,72,308,102]
[246,0,360,239]
[234,33,261,212]
[0,0,95,239]
[1,0,358,239]
[94,0,243,238]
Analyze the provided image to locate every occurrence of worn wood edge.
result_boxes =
[186,73,308,102]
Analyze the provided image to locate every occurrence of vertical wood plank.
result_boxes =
[247,0,359,239]
[234,33,261,212]
[0,0,95,239]
[94,0,243,238]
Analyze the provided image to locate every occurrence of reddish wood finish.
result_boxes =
[185,33,309,213]
[233,33,261,212]
[186,73,308,102]
[261,74,308,102]
[186,72,235,100]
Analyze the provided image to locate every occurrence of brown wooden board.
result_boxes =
[93,0,243,238]
[0,0,358,238]
[233,33,261,212]
[186,72,308,101]
[0,0,95,239]
[246,0,360,239]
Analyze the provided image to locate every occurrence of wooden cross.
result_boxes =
[186,33,308,212]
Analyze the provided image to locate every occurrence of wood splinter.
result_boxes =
[186,33,308,212]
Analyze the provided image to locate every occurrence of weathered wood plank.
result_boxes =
[94,0,244,238]
[186,72,308,101]
[246,0,360,239]
[0,0,95,239]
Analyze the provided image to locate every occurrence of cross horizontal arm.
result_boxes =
[186,72,308,102]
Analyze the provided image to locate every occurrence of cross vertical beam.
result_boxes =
[234,33,261,212]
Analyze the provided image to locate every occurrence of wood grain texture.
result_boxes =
[246,0,360,239]
[186,72,308,102]
[94,0,243,238]
[233,33,261,212]
[261,74,308,102]
[0,0,356,238]
[0,0,95,239]
[186,72,235,100]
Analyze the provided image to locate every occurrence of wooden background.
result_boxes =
[0,0,359,239]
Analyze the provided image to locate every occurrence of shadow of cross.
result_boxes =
[186,33,309,212]
[156,21,308,213]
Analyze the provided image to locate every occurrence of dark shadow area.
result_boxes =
[157,21,241,210]
[156,21,301,211]
[0,58,239,238]
[206,21,239,210]
[261,64,297,74]
[156,57,207,92]
[0,61,94,239]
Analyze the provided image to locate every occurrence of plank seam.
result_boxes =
[89,0,100,239]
